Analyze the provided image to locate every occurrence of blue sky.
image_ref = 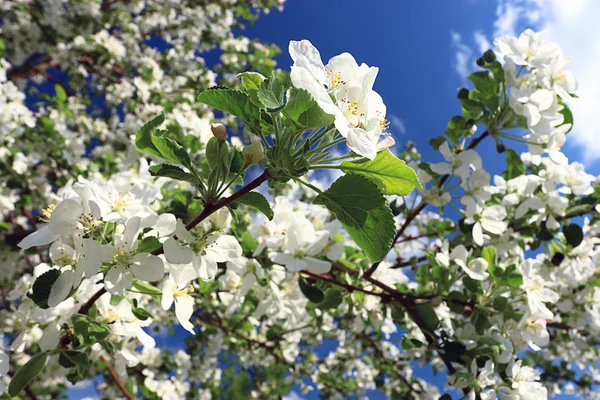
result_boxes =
[67,1,600,398]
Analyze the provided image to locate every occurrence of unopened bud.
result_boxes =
[211,123,227,140]
[242,140,264,165]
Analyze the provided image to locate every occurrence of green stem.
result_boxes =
[315,153,358,163]
[304,136,346,158]
[291,176,324,196]
[216,165,249,198]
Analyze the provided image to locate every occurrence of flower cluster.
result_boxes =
[2,2,600,398]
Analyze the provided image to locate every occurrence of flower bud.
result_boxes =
[211,123,227,140]
[242,140,264,165]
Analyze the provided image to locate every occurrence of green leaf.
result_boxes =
[563,223,583,247]
[414,304,440,332]
[313,175,395,262]
[467,71,498,94]
[55,84,67,103]
[317,288,343,310]
[148,164,200,186]
[132,280,163,298]
[71,314,111,348]
[28,269,61,309]
[340,149,422,196]
[282,87,334,129]
[298,278,324,303]
[238,72,265,92]
[481,247,497,269]
[206,137,221,170]
[135,112,165,158]
[559,101,573,133]
[59,350,90,377]
[136,236,162,253]
[257,77,285,110]
[503,149,525,180]
[197,87,261,133]
[234,192,274,220]
[151,134,191,167]
[132,306,153,321]
[8,352,48,397]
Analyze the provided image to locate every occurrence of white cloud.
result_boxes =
[450,31,473,80]
[388,114,407,135]
[473,31,491,54]
[490,0,600,161]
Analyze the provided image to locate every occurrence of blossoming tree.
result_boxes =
[0,2,598,399]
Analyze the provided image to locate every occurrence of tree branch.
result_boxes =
[100,355,135,400]
[364,130,490,278]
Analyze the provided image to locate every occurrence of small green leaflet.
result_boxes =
[148,164,200,186]
[502,149,525,180]
[150,134,192,168]
[8,352,49,397]
[28,269,61,309]
[414,303,440,332]
[135,112,165,158]
[340,149,422,196]
[316,288,343,310]
[197,87,261,134]
[238,72,265,108]
[234,192,274,220]
[313,175,395,262]
[238,72,265,92]
[257,77,285,110]
[298,278,324,303]
[282,87,334,129]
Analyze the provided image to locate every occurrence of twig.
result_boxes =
[364,130,490,278]
[100,355,135,400]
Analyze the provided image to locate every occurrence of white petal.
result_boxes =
[131,254,164,282]
[105,266,133,295]
[286,258,307,272]
[0,352,8,376]
[164,237,194,264]
[170,263,199,288]
[38,323,61,351]
[305,257,332,274]
[161,279,175,310]
[175,296,196,335]
[472,222,484,246]
[269,253,295,265]
[207,235,242,262]
[48,269,75,307]
[289,40,327,85]
[155,213,177,237]
[346,127,377,160]
[18,226,56,249]
[79,239,103,277]
[195,256,218,281]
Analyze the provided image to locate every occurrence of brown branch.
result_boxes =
[152,169,271,255]
[78,287,107,315]
[390,255,428,269]
[100,356,135,400]
[7,58,60,81]
[301,270,391,300]
[195,314,290,365]
[79,170,271,315]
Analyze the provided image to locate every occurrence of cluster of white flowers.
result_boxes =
[2,1,600,396]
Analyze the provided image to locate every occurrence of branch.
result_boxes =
[79,170,271,316]
[100,356,135,400]
[364,130,490,278]
[195,314,290,365]
[301,270,391,300]
[153,169,271,255]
